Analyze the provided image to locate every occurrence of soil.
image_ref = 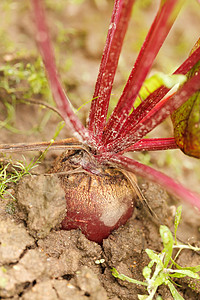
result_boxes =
[1,176,200,300]
[0,1,200,299]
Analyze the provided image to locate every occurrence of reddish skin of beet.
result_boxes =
[51,149,136,243]
[62,196,134,244]
[61,174,134,243]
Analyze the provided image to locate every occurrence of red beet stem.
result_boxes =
[103,0,184,145]
[105,70,200,153]
[119,138,178,153]
[31,0,93,145]
[106,45,200,147]
[88,0,135,145]
[100,153,200,211]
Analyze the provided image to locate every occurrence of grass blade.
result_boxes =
[174,205,182,244]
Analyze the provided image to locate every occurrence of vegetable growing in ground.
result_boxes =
[0,0,200,243]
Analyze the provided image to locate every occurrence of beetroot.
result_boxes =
[51,149,136,243]
[1,1,200,244]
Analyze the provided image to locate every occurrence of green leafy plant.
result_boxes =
[1,137,56,200]
[0,58,49,96]
[112,206,200,300]
[0,57,56,133]
[171,40,200,158]
[0,153,45,199]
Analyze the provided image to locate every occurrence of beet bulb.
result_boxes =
[51,148,136,243]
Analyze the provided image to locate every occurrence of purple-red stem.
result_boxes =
[88,0,134,145]
[106,45,200,147]
[101,153,200,211]
[120,138,178,153]
[31,0,92,144]
[105,70,200,153]
[103,0,183,145]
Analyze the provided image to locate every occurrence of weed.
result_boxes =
[0,57,49,97]
[112,206,200,300]
[0,57,57,134]
[0,153,45,199]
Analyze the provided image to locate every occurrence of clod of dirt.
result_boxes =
[176,249,200,295]
[0,249,47,298]
[52,279,87,300]
[38,229,103,278]
[139,180,173,223]
[21,267,107,300]
[102,216,148,299]
[0,219,34,265]
[138,180,174,250]
[71,266,107,299]
[16,174,66,238]
[21,281,58,300]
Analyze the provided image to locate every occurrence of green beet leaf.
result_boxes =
[172,39,200,158]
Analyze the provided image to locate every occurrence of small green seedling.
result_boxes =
[0,150,47,200]
[0,58,54,134]
[112,206,200,300]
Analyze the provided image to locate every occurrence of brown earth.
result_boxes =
[0,173,200,299]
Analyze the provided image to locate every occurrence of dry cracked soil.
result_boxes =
[0,173,200,299]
